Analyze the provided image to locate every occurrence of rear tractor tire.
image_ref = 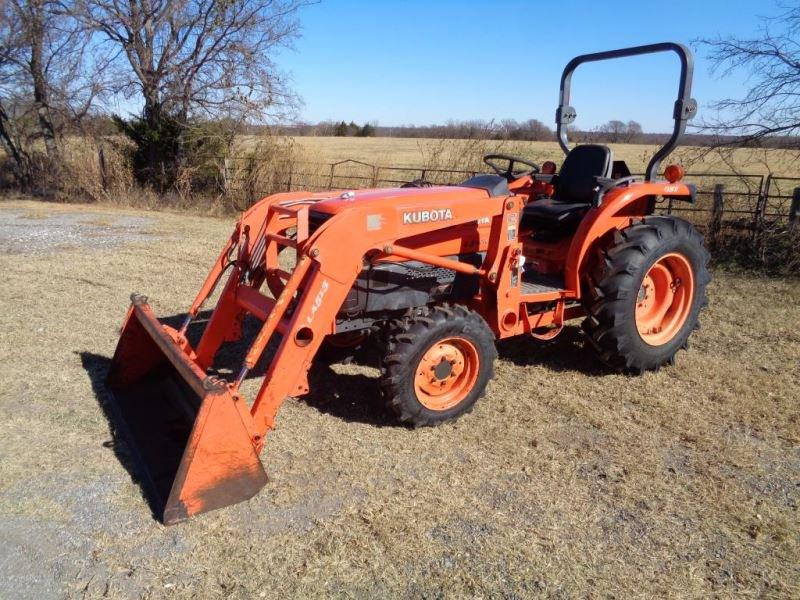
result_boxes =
[583,216,710,374]
[380,305,497,427]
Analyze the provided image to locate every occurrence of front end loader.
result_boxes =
[106,42,710,523]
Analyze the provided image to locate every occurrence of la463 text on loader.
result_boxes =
[106,42,710,524]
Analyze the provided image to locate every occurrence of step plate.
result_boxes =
[521,272,564,295]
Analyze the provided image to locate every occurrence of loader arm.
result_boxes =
[106,189,514,523]
[237,192,513,438]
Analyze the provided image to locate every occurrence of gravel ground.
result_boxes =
[0,207,156,254]
[0,198,798,599]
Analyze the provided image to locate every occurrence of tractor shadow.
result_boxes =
[495,325,610,376]
[78,350,164,522]
[77,320,601,521]
[82,308,399,455]
[302,363,397,427]
[162,311,398,426]
[80,314,609,507]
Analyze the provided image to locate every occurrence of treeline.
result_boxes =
[0,0,793,205]
[281,118,796,148]
[284,119,556,141]
[284,118,648,143]
[329,121,377,137]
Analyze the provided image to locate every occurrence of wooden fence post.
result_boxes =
[709,184,725,253]
[286,164,293,192]
[98,145,108,193]
[221,156,230,197]
[754,174,772,238]
[790,187,800,233]
[328,163,335,190]
[247,156,256,206]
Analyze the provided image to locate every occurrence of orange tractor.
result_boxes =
[107,42,710,524]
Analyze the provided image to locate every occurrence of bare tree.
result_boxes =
[499,118,521,140]
[596,119,644,144]
[697,4,800,150]
[498,118,553,141]
[523,118,553,142]
[0,4,33,186]
[72,0,307,187]
[0,0,100,186]
[599,120,626,143]
[625,120,643,143]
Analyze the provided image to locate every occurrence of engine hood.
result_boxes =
[309,186,490,215]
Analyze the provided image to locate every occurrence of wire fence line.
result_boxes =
[212,157,799,231]
[211,156,798,271]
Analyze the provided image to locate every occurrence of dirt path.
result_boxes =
[0,198,798,599]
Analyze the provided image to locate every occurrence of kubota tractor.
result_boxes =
[107,42,710,523]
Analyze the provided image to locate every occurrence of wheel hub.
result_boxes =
[433,358,453,380]
[414,337,480,411]
[635,253,694,346]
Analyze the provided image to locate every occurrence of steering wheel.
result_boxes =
[483,154,540,180]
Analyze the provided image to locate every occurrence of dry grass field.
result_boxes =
[287,136,800,176]
[1,197,799,599]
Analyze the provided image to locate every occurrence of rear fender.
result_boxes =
[564,182,693,296]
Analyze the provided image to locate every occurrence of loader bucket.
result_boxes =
[106,295,267,525]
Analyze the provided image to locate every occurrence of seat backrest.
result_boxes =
[556,144,612,204]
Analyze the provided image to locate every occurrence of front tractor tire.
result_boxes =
[380,305,497,427]
[583,216,711,374]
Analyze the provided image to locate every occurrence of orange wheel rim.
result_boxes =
[414,337,480,411]
[635,253,695,346]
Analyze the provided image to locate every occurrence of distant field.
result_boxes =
[282,136,799,176]
[3,135,795,220]
[7,134,797,177]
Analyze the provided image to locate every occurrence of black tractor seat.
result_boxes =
[460,174,510,197]
[522,199,590,230]
[521,144,613,235]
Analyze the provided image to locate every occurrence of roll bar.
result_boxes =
[555,42,697,182]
